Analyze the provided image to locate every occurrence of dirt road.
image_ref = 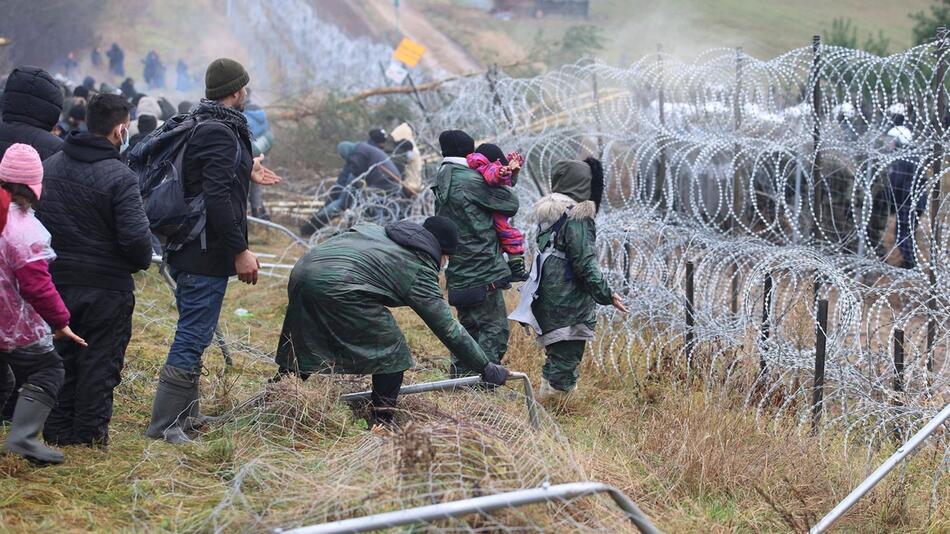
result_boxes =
[359,0,483,75]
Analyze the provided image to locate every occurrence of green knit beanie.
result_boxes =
[205,58,250,100]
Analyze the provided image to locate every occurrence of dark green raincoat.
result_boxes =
[275,222,490,375]
[532,194,613,345]
[432,159,519,290]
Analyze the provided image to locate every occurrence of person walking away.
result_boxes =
[301,140,402,236]
[145,58,280,443]
[0,66,64,160]
[129,96,164,136]
[433,130,519,377]
[275,217,510,425]
[107,43,125,77]
[127,114,157,155]
[37,94,152,447]
[120,78,137,101]
[243,90,275,219]
[467,143,529,281]
[0,144,86,463]
[510,158,627,396]
[63,86,89,123]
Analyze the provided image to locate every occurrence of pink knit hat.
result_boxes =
[0,143,43,200]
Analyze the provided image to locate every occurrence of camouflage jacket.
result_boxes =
[275,222,490,375]
[531,193,613,345]
[433,159,519,290]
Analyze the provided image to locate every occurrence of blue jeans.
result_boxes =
[165,269,228,373]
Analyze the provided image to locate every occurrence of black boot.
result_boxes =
[145,365,197,444]
[300,209,331,237]
[3,384,64,464]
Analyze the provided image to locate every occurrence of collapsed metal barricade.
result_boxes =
[275,481,662,534]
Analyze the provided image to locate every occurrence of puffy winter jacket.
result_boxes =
[0,66,64,159]
[37,132,152,291]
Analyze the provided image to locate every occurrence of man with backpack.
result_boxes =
[37,93,153,447]
[141,58,279,443]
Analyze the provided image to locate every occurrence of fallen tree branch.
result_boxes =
[267,61,540,121]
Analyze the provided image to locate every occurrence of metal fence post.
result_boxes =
[893,328,905,441]
[811,299,829,434]
[685,261,695,371]
[759,274,773,374]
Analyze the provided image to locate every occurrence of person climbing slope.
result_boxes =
[466,143,529,281]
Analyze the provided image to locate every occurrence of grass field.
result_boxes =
[410,0,936,66]
[0,225,945,532]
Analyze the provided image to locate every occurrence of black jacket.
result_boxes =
[38,133,152,291]
[0,66,64,159]
[167,102,253,277]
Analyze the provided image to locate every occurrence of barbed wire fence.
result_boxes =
[127,16,950,529]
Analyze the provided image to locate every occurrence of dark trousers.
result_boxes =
[451,289,509,376]
[370,371,404,424]
[0,348,64,402]
[542,340,587,391]
[43,286,134,446]
[895,207,919,269]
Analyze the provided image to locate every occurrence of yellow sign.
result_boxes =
[392,38,426,68]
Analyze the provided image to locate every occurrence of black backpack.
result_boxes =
[128,114,239,252]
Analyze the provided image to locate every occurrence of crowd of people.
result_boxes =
[0,53,629,465]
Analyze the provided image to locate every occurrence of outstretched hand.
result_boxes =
[611,293,628,314]
[251,155,282,186]
[54,326,87,347]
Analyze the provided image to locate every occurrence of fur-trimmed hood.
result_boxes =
[531,192,597,227]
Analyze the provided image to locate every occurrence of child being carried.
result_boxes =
[466,143,528,281]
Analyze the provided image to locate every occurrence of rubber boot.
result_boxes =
[3,384,64,464]
[145,365,197,444]
[184,379,221,432]
[538,379,574,402]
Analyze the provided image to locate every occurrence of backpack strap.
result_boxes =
[170,120,244,252]
[538,209,574,282]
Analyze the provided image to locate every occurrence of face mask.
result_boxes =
[119,126,130,153]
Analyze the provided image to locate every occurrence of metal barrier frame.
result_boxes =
[341,372,540,429]
[274,481,661,534]
[248,215,310,247]
[810,402,950,533]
